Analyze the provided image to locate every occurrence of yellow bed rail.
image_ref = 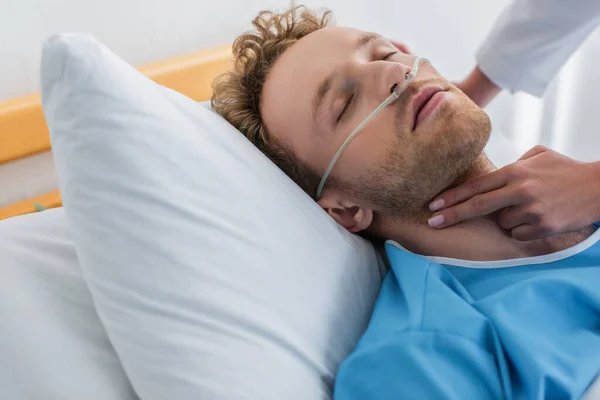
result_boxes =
[0,190,62,220]
[0,45,232,220]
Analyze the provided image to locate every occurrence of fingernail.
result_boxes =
[428,214,445,228]
[429,199,445,212]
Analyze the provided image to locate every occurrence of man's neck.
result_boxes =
[374,155,596,262]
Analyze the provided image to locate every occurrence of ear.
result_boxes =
[317,195,374,233]
[390,40,412,54]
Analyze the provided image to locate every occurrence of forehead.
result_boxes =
[260,26,366,161]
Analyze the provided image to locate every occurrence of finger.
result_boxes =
[497,206,535,230]
[518,145,548,161]
[511,224,549,241]
[428,189,519,229]
[430,168,509,212]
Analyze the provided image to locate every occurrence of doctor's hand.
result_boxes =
[427,146,600,241]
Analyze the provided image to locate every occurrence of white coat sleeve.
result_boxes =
[476,0,600,97]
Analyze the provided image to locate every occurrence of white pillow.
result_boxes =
[0,209,136,400]
[42,34,384,400]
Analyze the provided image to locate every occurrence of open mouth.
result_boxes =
[411,87,446,130]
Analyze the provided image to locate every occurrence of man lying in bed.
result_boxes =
[211,6,600,399]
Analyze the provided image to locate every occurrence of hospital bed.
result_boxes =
[0,35,536,399]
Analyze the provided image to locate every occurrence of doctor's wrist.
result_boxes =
[589,161,600,224]
[456,66,501,108]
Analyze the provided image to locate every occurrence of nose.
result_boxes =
[363,54,417,102]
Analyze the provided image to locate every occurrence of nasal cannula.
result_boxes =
[316,57,430,200]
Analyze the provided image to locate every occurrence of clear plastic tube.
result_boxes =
[316,57,430,199]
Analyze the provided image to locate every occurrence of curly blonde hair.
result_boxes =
[211,6,332,199]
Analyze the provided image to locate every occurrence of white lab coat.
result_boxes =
[476,0,600,97]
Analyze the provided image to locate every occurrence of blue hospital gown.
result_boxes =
[334,230,600,400]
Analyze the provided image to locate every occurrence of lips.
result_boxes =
[411,87,445,130]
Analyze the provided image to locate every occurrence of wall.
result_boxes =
[0,0,289,101]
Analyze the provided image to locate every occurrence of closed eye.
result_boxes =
[382,51,398,61]
[336,52,397,124]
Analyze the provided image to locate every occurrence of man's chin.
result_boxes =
[355,105,492,222]
[448,153,495,190]
[436,112,492,191]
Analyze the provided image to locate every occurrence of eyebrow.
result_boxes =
[312,32,383,129]
[356,32,382,50]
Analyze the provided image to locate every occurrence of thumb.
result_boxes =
[511,224,546,241]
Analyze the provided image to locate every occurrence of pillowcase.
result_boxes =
[42,33,384,400]
[0,209,136,400]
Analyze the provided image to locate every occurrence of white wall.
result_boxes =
[0,0,291,101]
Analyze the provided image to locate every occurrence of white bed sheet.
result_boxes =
[0,209,137,399]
